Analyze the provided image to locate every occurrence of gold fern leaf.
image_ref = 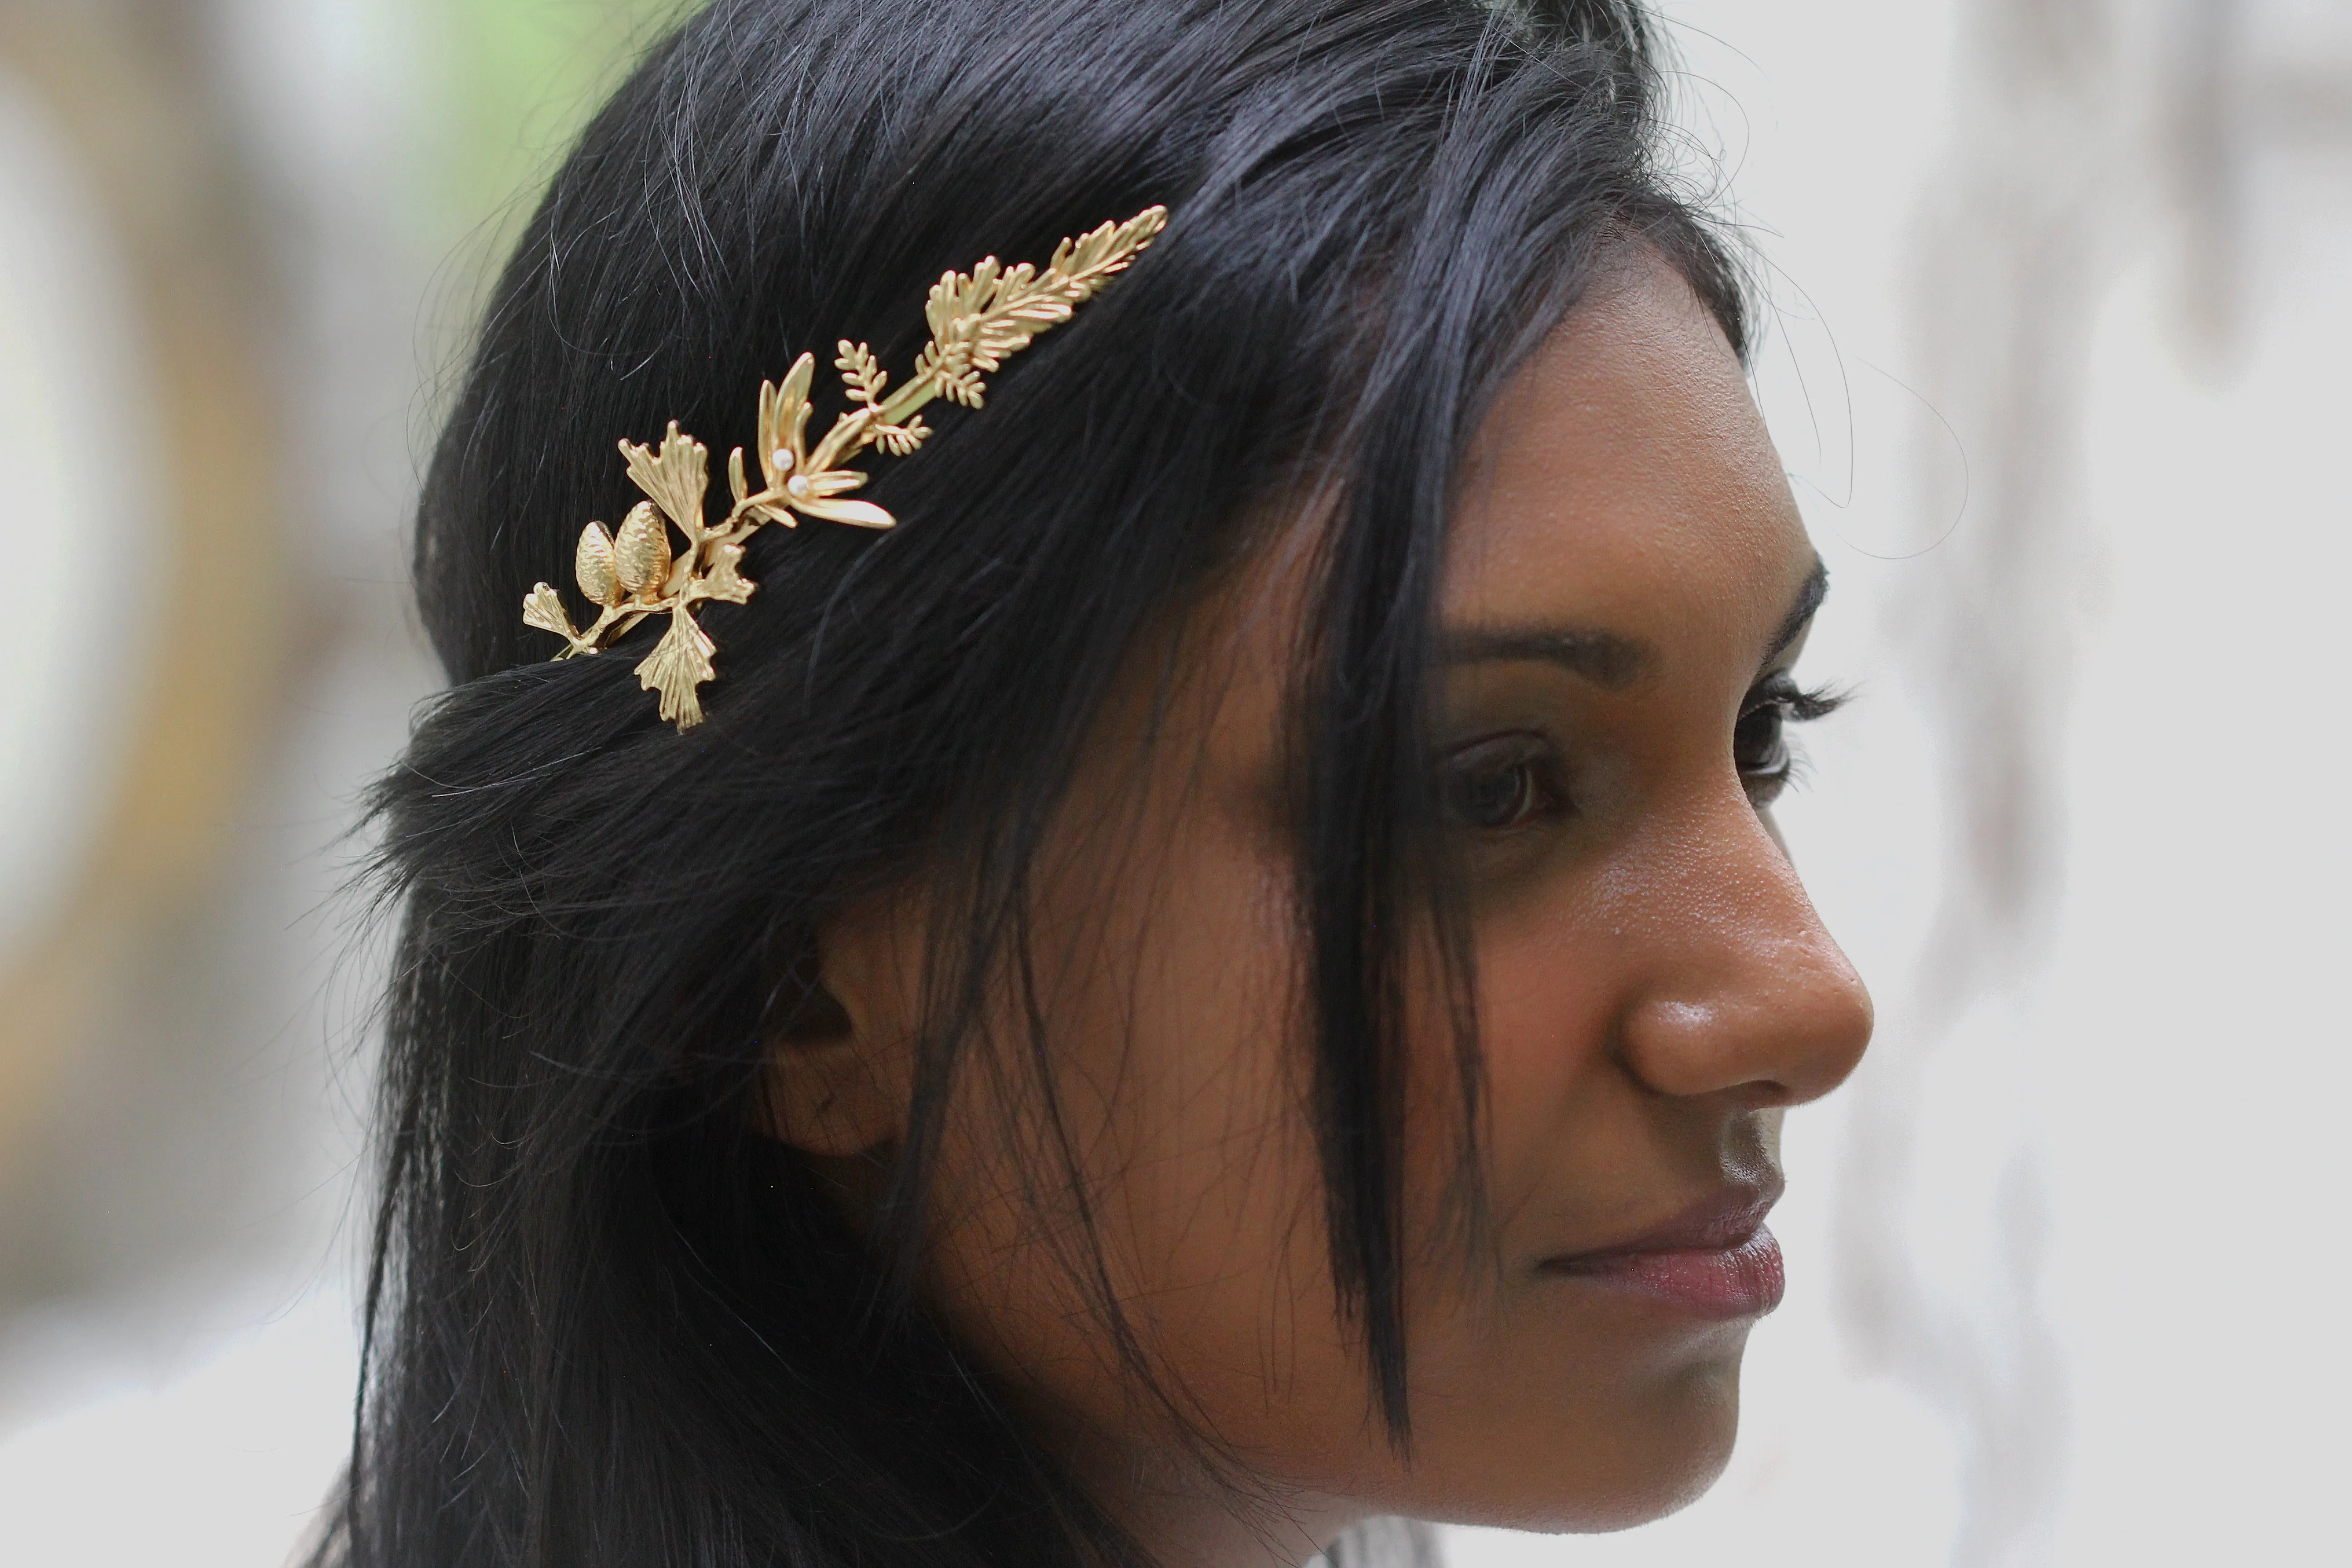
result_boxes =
[907,208,1165,410]
[871,416,929,457]
[637,608,717,729]
[613,501,672,596]
[924,257,1001,341]
[1051,209,1167,292]
[836,340,887,407]
[575,521,622,608]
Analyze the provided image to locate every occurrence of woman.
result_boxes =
[332,1,1873,1565]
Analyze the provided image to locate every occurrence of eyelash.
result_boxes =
[1437,677,1845,833]
[1735,676,1845,806]
[1439,733,1570,834]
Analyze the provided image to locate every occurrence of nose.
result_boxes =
[1612,793,1874,1109]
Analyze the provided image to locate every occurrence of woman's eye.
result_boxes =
[1734,702,1789,785]
[1441,736,1567,832]
[1736,676,1843,805]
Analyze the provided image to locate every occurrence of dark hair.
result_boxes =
[332,1,1744,1564]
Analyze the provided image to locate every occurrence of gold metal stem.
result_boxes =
[521,206,1168,730]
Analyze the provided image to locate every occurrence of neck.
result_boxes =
[1056,1422,1363,1568]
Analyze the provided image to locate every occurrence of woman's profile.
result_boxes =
[328,1,1874,1564]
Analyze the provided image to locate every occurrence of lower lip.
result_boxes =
[1542,1227,1786,1319]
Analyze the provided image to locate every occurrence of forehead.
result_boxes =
[1443,254,1811,664]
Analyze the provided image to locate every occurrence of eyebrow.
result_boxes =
[1763,557,1830,668]
[1438,625,1654,689]
[1437,556,1829,691]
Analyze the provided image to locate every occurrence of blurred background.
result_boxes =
[0,1,2343,1563]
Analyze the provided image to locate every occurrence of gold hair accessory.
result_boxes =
[522,206,1168,730]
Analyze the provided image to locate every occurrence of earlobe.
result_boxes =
[756,911,917,1157]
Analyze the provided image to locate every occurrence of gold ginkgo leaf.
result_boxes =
[613,501,672,596]
[522,582,578,642]
[696,543,755,606]
[637,608,717,729]
[621,422,709,536]
[575,521,621,608]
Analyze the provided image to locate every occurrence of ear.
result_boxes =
[755,898,920,1159]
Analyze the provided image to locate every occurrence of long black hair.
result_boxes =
[332,1,1746,1564]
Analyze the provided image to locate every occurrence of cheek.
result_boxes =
[1361,887,1754,1530]
[918,811,1374,1465]
[1464,907,1627,1218]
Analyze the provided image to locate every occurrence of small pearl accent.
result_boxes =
[786,475,812,498]
[773,448,794,473]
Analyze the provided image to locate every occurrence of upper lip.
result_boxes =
[1537,1174,1785,1268]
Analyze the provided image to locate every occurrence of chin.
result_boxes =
[1574,1420,1740,1533]
[1423,1350,1749,1537]
[1567,1355,1746,1532]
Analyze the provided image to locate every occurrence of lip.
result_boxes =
[1535,1182,1787,1320]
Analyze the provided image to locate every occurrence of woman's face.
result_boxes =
[782,253,1874,1562]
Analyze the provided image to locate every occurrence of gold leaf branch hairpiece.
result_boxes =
[522,205,1169,730]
